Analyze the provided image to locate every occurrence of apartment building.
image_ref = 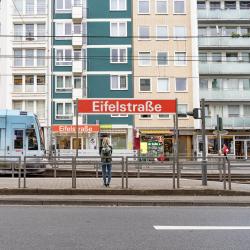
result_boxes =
[0,0,51,148]
[133,0,199,158]
[197,0,250,159]
[52,0,134,155]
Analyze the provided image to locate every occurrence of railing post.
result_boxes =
[53,157,57,178]
[223,157,226,190]
[23,157,27,188]
[228,158,232,190]
[125,157,128,189]
[121,157,124,189]
[18,157,21,188]
[72,156,76,189]
[172,156,176,189]
[95,163,99,178]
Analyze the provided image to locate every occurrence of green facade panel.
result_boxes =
[87,115,133,125]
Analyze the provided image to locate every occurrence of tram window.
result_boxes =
[14,130,23,149]
[28,129,38,150]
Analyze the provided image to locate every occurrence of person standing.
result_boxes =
[99,137,112,187]
[222,144,229,158]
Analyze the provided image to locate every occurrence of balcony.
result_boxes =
[72,6,87,20]
[206,117,250,129]
[200,89,250,101]
[199,62,250,75]
[72,60,83,73]
[72,35,83,47]
[198,9,250,21]
[199,37,250,48]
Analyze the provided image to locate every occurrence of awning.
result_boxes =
[140,129,173,135]
[100,129,127,134]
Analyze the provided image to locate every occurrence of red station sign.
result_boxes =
[78,99,176,114]
[52,125,100,133]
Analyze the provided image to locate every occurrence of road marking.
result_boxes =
[154,226,250,230]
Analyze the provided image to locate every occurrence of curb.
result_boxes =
[1,199,250,207]
[0,188,250,196]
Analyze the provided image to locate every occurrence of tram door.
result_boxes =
[10,125,26,159]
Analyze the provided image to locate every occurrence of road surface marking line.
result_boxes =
[154,226,250,230]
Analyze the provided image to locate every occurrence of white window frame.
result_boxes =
[55,22,72,40]
[138,0,150,14]
[110,0,127,11]
[155,0,168,14]
[138,25,150,40]
[158,114,170,119]
[110,48,127,63]
[55,102,73,120]
[55,48,72,66]
[173,26,186,40]
[174,51,187,66]
[139,78,152,92]
[55,0,72,12]
[157,51,168,66]
[175,78,188,92]
[55,75,72,92]
[157,78,169,92]
[111,114,129,117]
[110,75,128,90]
[173,0,186,14]
[138,51,151,66]
[110,22,127,37]
[156,25,168,40]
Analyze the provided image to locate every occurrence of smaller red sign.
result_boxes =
[52,125,100,133]
[78,99,176,114]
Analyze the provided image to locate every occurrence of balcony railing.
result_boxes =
[198,9,250,20]
[200,89,250,101]
[199,37,250,47]
[199,62,250,75]
[206,117,250,129]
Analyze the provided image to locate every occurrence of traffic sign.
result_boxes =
[212,130,228,136]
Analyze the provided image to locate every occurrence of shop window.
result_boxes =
[73,138,81,149]
[56,136,71,149]
[208,136,219,154]
[111,134,126,149]
[221,136,234,154]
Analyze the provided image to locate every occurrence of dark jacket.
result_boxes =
[99,145,113,163]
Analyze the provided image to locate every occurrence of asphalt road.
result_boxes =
[0,206,250,250]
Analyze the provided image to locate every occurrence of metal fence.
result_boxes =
[0,155,249,190]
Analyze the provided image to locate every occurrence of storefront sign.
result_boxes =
[100,124,112,129]
[78,99,176,114]
[52,125,100,133]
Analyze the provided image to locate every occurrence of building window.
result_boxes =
[13,100,23,110]
[138,26,150,40]
[156,26,168,40]
[139,78,151,92]
[174,0,185,14]
[156,0,167,14]
[37,75,45,92]
[25,75,34,92]
[240,1,250,9]
[228,105,240,117]
[210,1,221,10]
[174,26,186,40]
[13,75,23,92]
[199,52,207,63]
[197,1,206,9]
[244,105,250,117]
[37,100,45,119]
[211,52,222,62]
[140,114,152,119]
[25,49,34,67]
[110,22,127,37]
[13,0,23,15]
[25,24,34,40]
[157,78,169,92]
[138,52,151,66]
[56,102,73,119]
[157,52,168,65]
[56,0,72,11]
[111,114,128,117]
[55,22,72,40]
[37,24,46,40]
[227,79,239,90]
[110,0,127,11]
[26,0,35,15]
[175,52,186,65]
[178,104,188,117]
[55,75,72,91]
[14,49,22,67]
[243,79,250,90]
[14,24,23,41]
[176,78,187,91]
[158,114,170,119]
[226,52,238,62]
[37,50,45,66]
[110,48,127,63]
[111,75,127,90]
[212,79,222,89]
[138,0,150,14]
[199,79,208,89]
[225,1,236,9]
[56,49,72,66]
[73,77,82,88]
[241,52,250,63]
[37,0,46,14]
